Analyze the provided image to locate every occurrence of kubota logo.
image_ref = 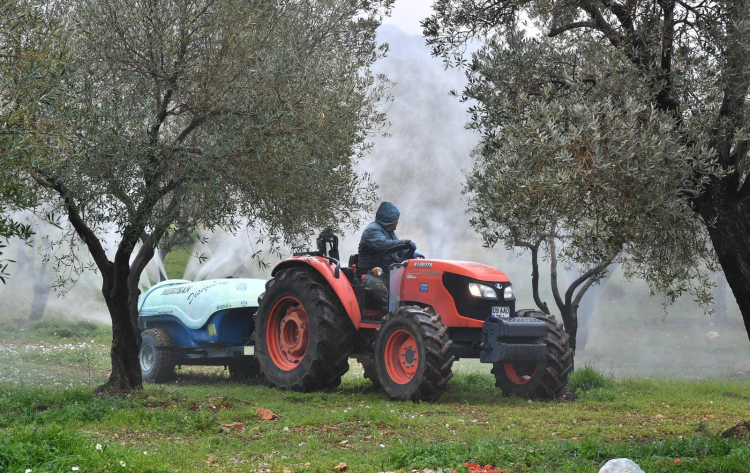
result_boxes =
[413,262,433,268]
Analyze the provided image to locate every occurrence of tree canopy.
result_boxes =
[425,0,750,340]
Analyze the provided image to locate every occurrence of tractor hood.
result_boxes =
[408,259,511,283]
[138,278,267,330]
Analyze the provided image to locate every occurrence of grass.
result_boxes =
[1,321,750,472]
[163,246,193,280]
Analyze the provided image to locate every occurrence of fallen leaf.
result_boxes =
[339,440,350,446]
[333,462,348,471]
[222,422,245,431]
[256,408,279,420]
[284,468,292,473]
[654,414,665,419]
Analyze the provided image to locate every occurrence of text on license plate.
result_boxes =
[492,306,511,317]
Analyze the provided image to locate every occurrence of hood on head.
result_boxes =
[375,201,400,226]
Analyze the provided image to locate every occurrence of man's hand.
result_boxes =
[407,240,417,251]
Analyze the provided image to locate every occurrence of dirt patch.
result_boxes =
[721,420,750,440]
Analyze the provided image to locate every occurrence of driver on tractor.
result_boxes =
[357,201,423,309]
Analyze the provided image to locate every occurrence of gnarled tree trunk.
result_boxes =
[699,177,750,341]
[96,264,142,393]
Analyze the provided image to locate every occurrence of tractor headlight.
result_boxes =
[468,283,498,299]
[503,285,515,301]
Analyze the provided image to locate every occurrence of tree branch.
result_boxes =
[564,251,620,308]
[118,179,180,256]
[516,237,550,314]
[548,21,598,37]
[27,169,112,275]
[578,0,623,48]
[548,236,565,312]
[738,175,750,203]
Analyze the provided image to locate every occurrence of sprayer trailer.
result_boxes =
[252,232,574,401]
[137,278,267,381]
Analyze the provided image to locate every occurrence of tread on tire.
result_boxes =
[491,309,573,400]
[373,306,454,401]
[254,268,354,391]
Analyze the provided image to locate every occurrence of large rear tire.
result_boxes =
[492,309,573,400]
[357,355,382,390]
[140,329,175,383]
[373,306,454,401]
[254,268,354,391]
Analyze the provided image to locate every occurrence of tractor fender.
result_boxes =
[271,256,362,326]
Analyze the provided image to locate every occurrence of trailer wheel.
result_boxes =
[140,329,175,383]
[492,309,573,400]
[254,268,354,391]
[228,356,261,380]
[374,306,454,401]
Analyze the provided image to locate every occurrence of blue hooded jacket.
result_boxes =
[357,202,411,276]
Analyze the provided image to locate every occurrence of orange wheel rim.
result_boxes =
[266,296,309,371]
[503,362,537,385]
[384,329,419,385]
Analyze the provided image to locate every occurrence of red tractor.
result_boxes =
[253,232,573,401]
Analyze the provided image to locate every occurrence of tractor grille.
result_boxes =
[442,272,515,321]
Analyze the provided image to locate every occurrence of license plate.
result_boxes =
[492,306,510,318]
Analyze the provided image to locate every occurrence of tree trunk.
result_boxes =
[29,240,51,321]
[699,177,750,341]
[95,265,143,393]
[714,272,728,327]
[559,305,578,352]
[28,280,51,321]
[575,266,617,351]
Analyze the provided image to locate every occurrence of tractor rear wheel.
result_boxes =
[254,268,354,391]
[357,355,382,390]
[373,306,454,401]
[140,329,175,383]
[492,309,573,400]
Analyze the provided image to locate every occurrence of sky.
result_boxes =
[382,0,435,35]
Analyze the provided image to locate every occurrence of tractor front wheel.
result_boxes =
[374,306,454,401]
[254,268,354,391]
[139,329,175,383]
[492,309,573,400]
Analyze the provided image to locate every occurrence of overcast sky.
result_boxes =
[382,0,434,35]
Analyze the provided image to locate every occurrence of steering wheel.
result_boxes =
[377,242,416,262]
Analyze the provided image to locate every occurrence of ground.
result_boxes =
[1,319,749,472]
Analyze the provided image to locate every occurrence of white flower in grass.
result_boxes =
[25,469,32,473]
[72,468,79,471]
[96,444,103,451]
[120,461,126,467]
[143,451,148,455]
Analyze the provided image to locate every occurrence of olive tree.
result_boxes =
[462,32,718,350]
[14,0,392,392]
[425,0,750,341]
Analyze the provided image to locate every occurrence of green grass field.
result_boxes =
[1,320,749,473]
